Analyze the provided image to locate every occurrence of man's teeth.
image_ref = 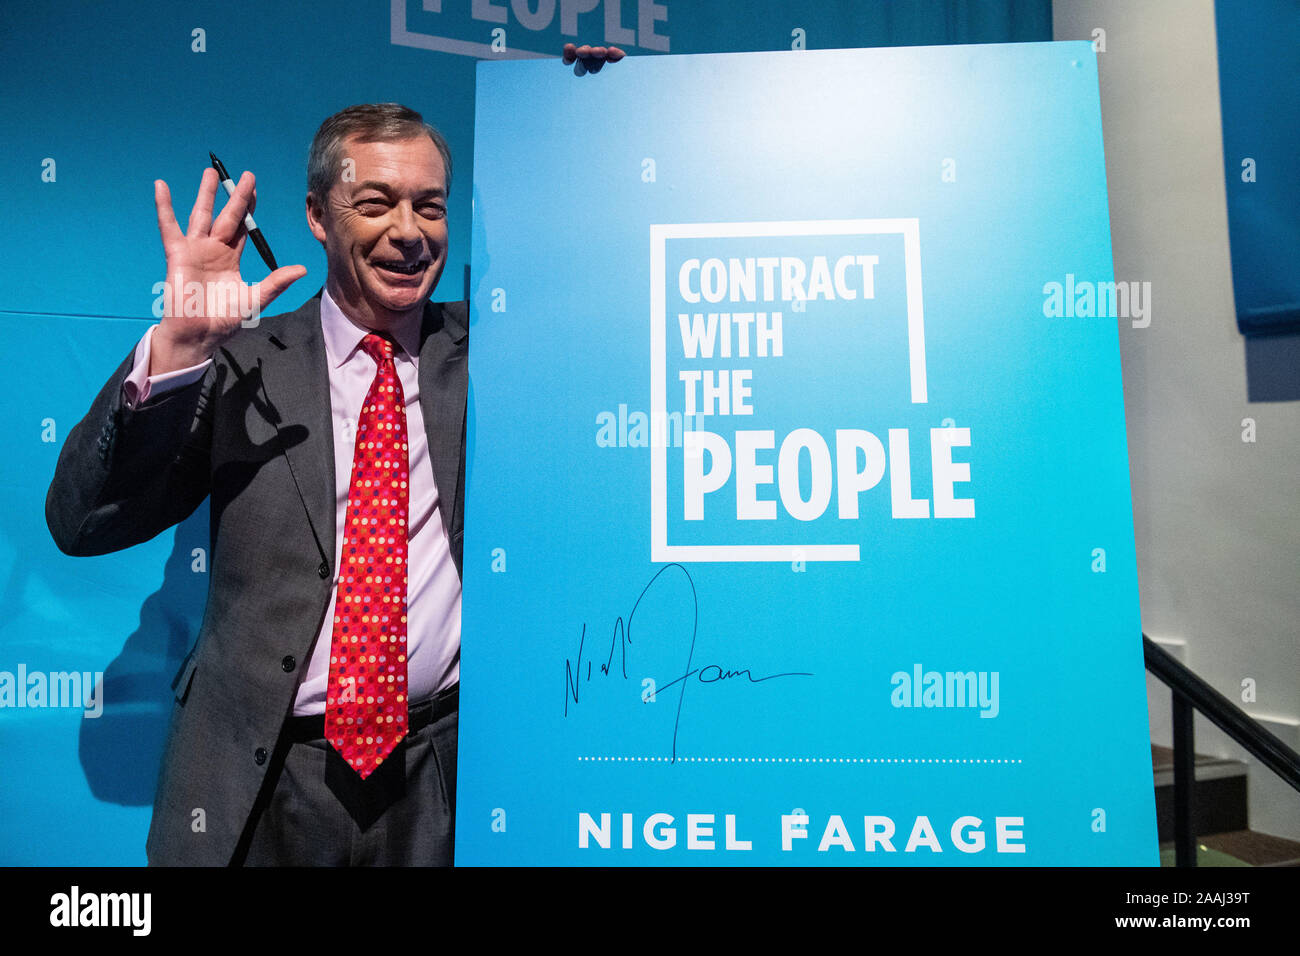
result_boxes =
[377,261,424,275]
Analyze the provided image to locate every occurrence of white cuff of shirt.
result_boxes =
[122,325,211,409]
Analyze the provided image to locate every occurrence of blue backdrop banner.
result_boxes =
[1,1,1052,866]
[457,42,1157,865]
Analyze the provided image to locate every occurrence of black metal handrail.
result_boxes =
[1143,634,1300,866]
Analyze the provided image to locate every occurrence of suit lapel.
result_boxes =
[255,294,337,568]
[418,300,468,544]
[249,295,464,573]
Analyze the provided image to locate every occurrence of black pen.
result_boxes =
[209,151,278,270]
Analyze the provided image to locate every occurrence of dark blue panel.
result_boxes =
[1216,0,1300,336]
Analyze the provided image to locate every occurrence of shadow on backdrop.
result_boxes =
[78,506,209,805]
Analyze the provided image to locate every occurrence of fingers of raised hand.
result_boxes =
[211,170,255,244]
[187,167,219,238]
[230,183,258,252]
[154,179,185,246]
[252,264,308,311]
[262,264,308,300]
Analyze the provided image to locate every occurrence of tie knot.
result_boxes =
[360,333,394,364]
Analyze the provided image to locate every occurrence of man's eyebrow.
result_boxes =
[351,180,446,198]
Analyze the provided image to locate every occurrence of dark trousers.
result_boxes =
[234,688,457,866]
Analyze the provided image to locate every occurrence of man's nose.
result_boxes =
[389,202,422,245]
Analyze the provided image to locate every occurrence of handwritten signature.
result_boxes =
[563,564,812,761]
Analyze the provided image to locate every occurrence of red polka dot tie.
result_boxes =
[326,333,409,778]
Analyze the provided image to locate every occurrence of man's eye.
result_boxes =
[356,199,389,214]
[419,204,446,219]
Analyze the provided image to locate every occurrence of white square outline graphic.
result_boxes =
[649,219,927,563]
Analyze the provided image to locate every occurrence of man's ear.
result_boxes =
[306,192,328,245]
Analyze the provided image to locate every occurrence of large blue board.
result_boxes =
[458,43,1158,865]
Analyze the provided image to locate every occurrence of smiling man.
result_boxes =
[306,111,451,326]
[48,103,471,866]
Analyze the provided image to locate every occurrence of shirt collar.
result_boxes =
[320,286,423,369]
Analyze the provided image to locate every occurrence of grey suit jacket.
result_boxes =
[45,292,468,866]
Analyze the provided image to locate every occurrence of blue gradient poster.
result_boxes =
[458,43,1157,865]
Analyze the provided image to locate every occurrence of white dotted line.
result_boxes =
[576,757,1024,763]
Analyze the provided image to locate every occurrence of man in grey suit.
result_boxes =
[47,103,468,865]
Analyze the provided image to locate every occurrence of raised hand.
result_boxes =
[562,43,625,75]
[151,167,306,375]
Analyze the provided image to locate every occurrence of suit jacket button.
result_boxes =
[254,747,268,765]
[281,656,296,673]
[318,561,330,579]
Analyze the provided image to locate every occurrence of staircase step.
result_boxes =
[1151,745,1249,842]
[1150,744,1248,787]
[1159,829,1300,867]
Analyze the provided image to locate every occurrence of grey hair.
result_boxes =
[307,103,452,199]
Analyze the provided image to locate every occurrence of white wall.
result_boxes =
[1053,0,1300,841]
